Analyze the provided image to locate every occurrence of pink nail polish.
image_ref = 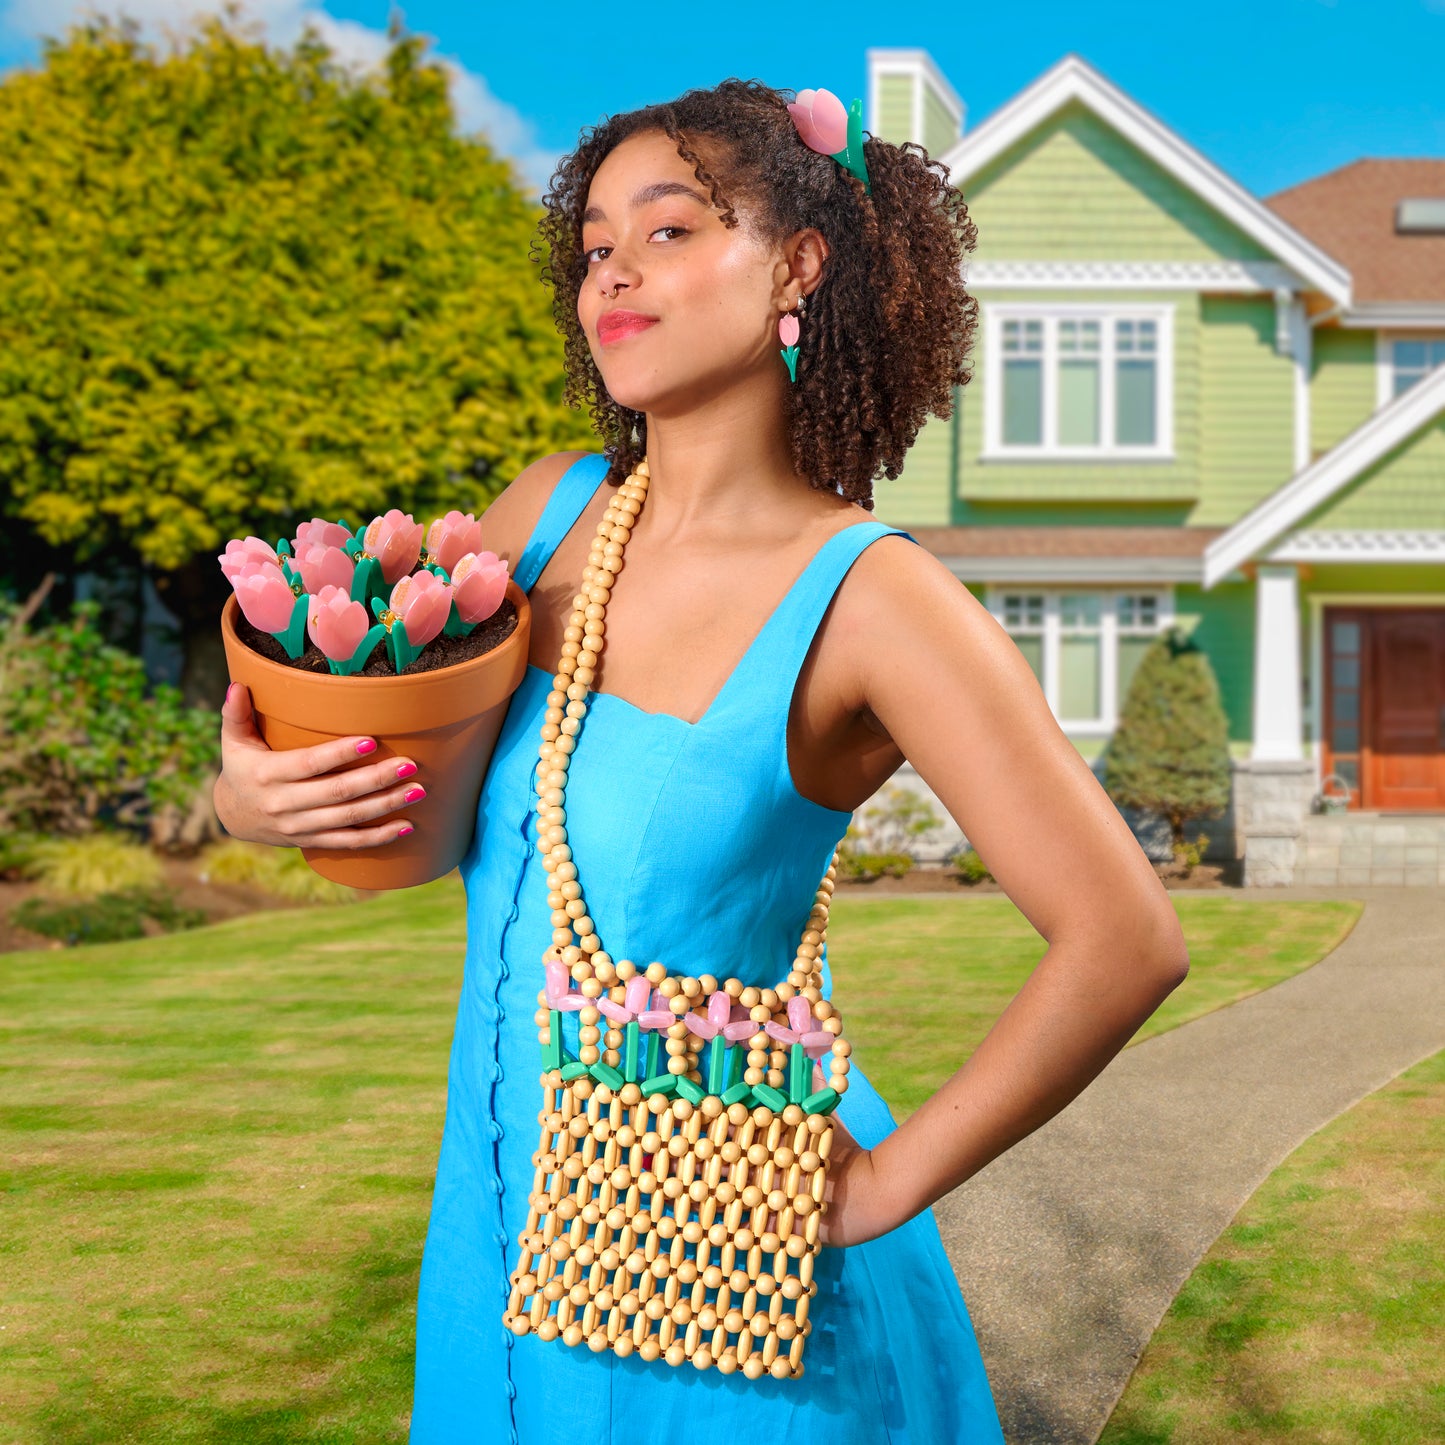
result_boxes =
[355,739,377,755]
[396,762,418,780]
[404,786,426,803]
[398,825,415,838]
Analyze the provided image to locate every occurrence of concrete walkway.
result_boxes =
[929,885,1445,1445]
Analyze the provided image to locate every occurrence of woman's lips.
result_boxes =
[597,311,659,345]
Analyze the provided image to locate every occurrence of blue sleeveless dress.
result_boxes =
[411,454,1004,1444]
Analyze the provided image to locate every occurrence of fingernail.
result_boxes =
[396,762,418,780]
[225,683,236,706]
[403,786,426,803]
[355,739,377,755]
[398,825,415,838]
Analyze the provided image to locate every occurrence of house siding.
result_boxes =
[923,88,956,158]
[963,104,1275,264]
[1310,328,1377,457]
[1173,581,1255,747]
[875,74,913,146]
[1192,297,1296,523]
[1296,416,1445,529]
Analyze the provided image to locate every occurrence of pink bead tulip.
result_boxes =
[388,570,453,650]
[544,960,587,1013]
[765,995,834,1059]
[230,561,298,634]
[683,989,759,1043]
[218,536,281,581]
[297,542,355,596]
[293,518,352,553]
[787,88,849,157]
[779,313,800,348]
[307,584,371,663]
[637,990,678,1033]
[449,550,509,625]
[597,975,654,1024]
[426,510,485,574]
[363,509,424,585]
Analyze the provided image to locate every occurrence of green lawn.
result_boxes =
[1100,1047,1445,1445]
[830,893,1363,1116]
[0,883,1360,1442]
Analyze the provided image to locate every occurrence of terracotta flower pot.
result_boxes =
[219,582,531,890]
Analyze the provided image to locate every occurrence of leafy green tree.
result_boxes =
[0,13,592,702]
[1102,625,1232,861]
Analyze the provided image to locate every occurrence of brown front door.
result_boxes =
[1324,608,1445,810]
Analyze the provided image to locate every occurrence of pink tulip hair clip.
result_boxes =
[786,87,871,196]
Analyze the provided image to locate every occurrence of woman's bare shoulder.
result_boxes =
[476,450,599,570]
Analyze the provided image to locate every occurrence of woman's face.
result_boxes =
[577,129,787,417]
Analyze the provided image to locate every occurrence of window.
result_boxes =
[990,587,1174,733]
[1390,337,1445,399]
[987,306,1174,459]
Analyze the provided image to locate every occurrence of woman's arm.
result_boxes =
[822,538,1190,1245]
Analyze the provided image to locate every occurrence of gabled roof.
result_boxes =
[1267,160,1445,305]
[938,55,1352,305]
[1202,364,1445,587]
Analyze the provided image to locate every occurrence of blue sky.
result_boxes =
[2,0,1442,197]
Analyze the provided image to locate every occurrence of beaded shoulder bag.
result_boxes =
[502,459,852,1380]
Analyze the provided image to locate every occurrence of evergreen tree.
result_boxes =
[0,14,593,703]
[1102,625,1233,860]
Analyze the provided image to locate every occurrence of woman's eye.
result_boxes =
[650,225,687,242]
[583,245,611,266]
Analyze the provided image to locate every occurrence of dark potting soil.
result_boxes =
[234,597,520,678]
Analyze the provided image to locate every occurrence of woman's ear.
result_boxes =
[778,227,829,306]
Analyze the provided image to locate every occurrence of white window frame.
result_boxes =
[986,585,1177,735]
[982,302,1176,461]
[1375,331,1445,407]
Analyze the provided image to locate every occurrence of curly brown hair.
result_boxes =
[536,78,978,510]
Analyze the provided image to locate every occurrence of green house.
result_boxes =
[866,51,1445,887]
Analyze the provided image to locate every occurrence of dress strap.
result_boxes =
[511,452,611,595]
[700,519,918,729]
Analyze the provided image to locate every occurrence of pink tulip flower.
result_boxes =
[637,990,679,1034]
[684,989,759,1044]
[297,542,355,596]
[218,536,281,581]
[363,509,424,585]
[307,584,371,663]
[388,569,453,650]
[293,518,353,553]
[544,960,587,1013]
[449,550,508,625]
[764,995,834,1060]
[779,313,800,349]
[786,88,849,157]
[597,975,654,1025]
[426,510,485,574]
[230,561,298,634]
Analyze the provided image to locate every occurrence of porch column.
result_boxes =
[1252,564,1304,761]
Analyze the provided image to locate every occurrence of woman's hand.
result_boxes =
[213,683,425,850]
[816,1112,901,1248]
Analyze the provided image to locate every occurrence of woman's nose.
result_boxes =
[594,244,641,299]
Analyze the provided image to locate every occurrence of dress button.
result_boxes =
[495,1230,509,1246]
[507,1382,518,1400]
[489,1121,504,1141]
[490,1179,503,1196]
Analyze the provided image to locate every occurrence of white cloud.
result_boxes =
[1,0,559,192]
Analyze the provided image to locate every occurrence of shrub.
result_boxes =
[197,840,359,906]
[858,783,943,856]
[11,888,205,947]
[24,833,164,900]
[0,831,43,880]
[835,824,915,883]
[0,593,220,847]
[950,846,993,884]
[1102,626,1231,869]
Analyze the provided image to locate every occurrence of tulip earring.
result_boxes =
[779,296,804,383]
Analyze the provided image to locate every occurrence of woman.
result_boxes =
[215,79,1188,1444]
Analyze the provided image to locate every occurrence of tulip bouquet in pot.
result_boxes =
[218,506,533,891]
[219,509,510,675]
